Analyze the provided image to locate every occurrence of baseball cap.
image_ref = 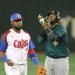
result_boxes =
[10,13,23,21]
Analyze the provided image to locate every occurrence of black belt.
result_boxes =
[48,55,67,59]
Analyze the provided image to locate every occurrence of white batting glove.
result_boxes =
[38,14,45,25]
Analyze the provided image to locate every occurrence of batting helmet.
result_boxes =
[48,10,60,22]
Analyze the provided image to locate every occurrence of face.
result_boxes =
[11,19,23,30]
[48,14,57,23]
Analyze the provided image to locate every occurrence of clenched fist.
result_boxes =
[6,59,14,66]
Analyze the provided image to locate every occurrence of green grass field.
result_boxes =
[0,53,75,75]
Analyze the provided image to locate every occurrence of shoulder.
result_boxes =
[1,29,10,40]
[56,23,66,29]
[22,29,31,38]
[56,23,64,27]
[55,24,67,33]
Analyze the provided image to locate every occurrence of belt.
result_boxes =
[48,55,67,59]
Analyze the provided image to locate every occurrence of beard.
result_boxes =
[50,20,56,24]
[50,21,55,24]
[13,26,22,30]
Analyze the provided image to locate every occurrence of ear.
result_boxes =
[11,21,13,25]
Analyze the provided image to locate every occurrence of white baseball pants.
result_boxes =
[4,63,27,75]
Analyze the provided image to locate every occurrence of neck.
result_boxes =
[13,28,21,33]
[50,23,58,28]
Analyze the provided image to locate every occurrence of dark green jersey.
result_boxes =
[37,24,69,58]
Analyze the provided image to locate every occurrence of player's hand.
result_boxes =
[38,14,45,25]
[6,59,14,66]
[42,23,50,29]
[38,14,43,20]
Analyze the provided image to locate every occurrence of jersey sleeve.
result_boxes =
[55,25,66,37]
[37,30,47,43]
[46,25,66,40]
[29,40,35,49]
[0,34,8,52]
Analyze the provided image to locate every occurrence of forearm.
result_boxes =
[37,30,47,43]
[32,57,39,65]
[38,22,56,40]
[28,49,39,65]
[44,27,57,40]
[0,51,8,62]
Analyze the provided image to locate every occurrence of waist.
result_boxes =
[48,55,68,59]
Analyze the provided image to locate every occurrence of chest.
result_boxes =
[7,32,30,48]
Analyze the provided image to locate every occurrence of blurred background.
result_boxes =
[0,0,75,75]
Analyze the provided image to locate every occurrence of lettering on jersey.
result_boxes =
[14,39,28,48]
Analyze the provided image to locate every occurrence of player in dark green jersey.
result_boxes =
[37,10,69,75]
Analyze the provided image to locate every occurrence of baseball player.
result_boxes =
[0,13,40,75]
[37,10,69,75]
